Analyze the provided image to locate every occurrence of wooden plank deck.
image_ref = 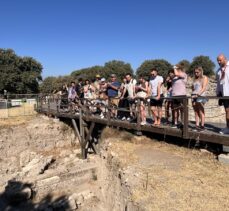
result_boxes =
[38,105,229,146]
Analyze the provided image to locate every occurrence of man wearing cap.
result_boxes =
[107,74,121,118]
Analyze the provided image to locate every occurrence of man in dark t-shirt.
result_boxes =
[107,74,120,117]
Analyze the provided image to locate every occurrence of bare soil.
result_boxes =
[0,116,228,210]
[101,128,229,211]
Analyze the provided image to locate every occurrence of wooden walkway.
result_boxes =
[37,99,229,154]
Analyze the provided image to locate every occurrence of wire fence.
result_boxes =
[0,94,38,118]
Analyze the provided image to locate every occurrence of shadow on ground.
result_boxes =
[0,180,71,211]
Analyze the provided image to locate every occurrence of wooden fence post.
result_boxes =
[182,97,189,139]
[136,98,142,135]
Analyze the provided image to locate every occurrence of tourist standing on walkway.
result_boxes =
[68,82,77,101]
[83,79,95,100]
[148,68,164,126]
[164,69,174,124]
[216,54,229,134]
[60,84,68,110]
[191,67,208,131]
[135,75,148,125]
[93,74,101,98]
[117,77,129,120]
[107,74,120,118]
[68,81,78,112]
[171,64,187,128]
[121,73,137,121]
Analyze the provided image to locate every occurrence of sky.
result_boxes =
[1,0,229,78]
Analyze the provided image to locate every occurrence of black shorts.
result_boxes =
[223,99,229,109]
[173,95,186,106]
[150,94,164,107]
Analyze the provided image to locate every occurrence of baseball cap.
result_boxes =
[96,74,101,78]
[101,78,106,82]
[110,74,116,77]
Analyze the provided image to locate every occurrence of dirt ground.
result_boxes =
[101,128,229,211]
[0,115,229,210]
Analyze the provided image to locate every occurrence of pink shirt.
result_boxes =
[172,72,187,96]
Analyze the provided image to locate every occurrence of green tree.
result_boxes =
[136,59,173,78]
[0,49,43,94]
[39,75,73,93]
[103,60,133,81]
[71,66,104,81]
[188,56,215,76]
[39,77,57,93]
[71,60,133,82]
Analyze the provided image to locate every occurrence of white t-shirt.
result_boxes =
[149,75,163,96]
[125,79,137,98]
[216,61,229,96]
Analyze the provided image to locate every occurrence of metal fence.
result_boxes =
[0,94,38,118]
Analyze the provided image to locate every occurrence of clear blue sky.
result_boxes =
[1,0,229,78]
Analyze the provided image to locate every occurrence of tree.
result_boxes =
[188,56,215,76]
[136,59,173,78]
[103,60,133,81]
[71,60,133,82]
[39,75,73,93]
[0,49,43,94]
[71,66,104,81]
[178,60,190,73]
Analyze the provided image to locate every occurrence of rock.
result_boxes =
[20,150,37,167]
[21,156,54,177]
[218,154,229,164]
[68,196,77,210]
[71,193,84,206]
[53,118,59,123]
[76,194,84,206]
[200,149,211,154]
[36,176,60,187]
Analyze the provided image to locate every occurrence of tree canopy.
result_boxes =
[136,59,173,78]
[0,49,43,94]
[188,56,215,76]
[71,60,133,81]
[39,75,73,93]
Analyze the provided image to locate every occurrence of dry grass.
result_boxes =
[0,116,35,128]
[0,103,36,118]
[102,127,229,211]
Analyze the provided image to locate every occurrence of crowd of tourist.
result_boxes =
[55,54,229,135]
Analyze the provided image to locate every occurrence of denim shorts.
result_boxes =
[196,97,208,104]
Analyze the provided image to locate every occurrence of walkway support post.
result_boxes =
[136,98,142,136]
[79,108,87,159]
[182,97,189,139]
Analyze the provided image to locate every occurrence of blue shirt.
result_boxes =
[107,81,120,97]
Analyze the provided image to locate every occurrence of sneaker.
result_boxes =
[193,125,200,132]
[127,117,131,121]
[121,117,126,121]
[199,126,205,131]
[140,121,146,126]
[219,127,229,135]
[171,124,178,129]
